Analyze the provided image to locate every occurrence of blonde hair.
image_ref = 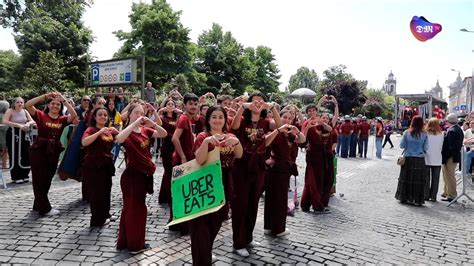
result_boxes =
[425,117,442,135]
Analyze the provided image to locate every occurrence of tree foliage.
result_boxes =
[318,65,367,115]
[287,66,319,92]
[0,50,21,91]
[8,1,93,89]
[23,50,66,94]
[114,0,193,91]
[356,88,395,119]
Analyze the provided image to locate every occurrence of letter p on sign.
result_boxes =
[92,64,100,85]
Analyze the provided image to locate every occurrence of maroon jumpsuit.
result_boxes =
[264,132,298,235]
[231,119,269,249]
[301,125,336,211]
[30,110,69,215]
[158,114,176,204]
[189,132,236,265]
[81,127,116,226]
[117,127,156,252]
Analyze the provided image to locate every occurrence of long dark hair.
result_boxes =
[106,99,117,119]
[243,92,268,122]
[90,107,109,128]
[205,106,228,133]
[409,115,424,138]
[162,99,178,120]
[44,98,64,115]
[88,96,104,112]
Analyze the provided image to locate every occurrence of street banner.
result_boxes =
[168,149,225,226]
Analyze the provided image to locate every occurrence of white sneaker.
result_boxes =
[248,241,261,247]
[211,254,217,262]
[103,218,111,225]
[276,230,290,237]
[234,248,249,257]
[44,209,60,216]
[264,229,271,235]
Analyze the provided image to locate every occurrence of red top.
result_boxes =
[193,132,237,169]
[123,127,156,175]
[174,114,195,161]
[359,122,371,137]
[194,115,206,135]
[340,122,353,135]
[233,118,270,159]
[82,127,116,160]
[270,132,298,163]
[352,123,360,134]
[160,115,177,155]
[376,123,384,137]
[32,110,69,142]
[307,125,336,154]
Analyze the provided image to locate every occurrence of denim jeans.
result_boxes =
[340,135,351,158]
[375,137,383,158]
[336,134,342,155]
[358,137,369,157]
[465,150,474,174]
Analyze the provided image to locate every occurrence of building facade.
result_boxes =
[448,72,473,115]
[383,71,396,95]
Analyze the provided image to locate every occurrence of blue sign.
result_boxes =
[454,106,460,111]
[125,72,131,81]
[460,104,467,111]
[92,64,100,85]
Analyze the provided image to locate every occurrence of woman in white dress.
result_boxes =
[424,118,444,202]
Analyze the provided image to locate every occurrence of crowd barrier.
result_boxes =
[0,124,35,189]
[448,145,474,207]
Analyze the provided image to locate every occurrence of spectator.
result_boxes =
[0,100,10,169]
[441,114,464,202]
[383,120,394,149]
[424,118,444,201]
[144,82,156,103]
[463,120,474,175]
[375,117,384,159]
[3,97,35,183]
[358,116,371,158]
[75,96,91,121]
[395,116,428,206]
[115,87,127,113]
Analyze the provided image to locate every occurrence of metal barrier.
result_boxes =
[0,124,35,189]
[448,146,474,207]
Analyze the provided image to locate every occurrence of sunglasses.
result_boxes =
[82,99,91,102]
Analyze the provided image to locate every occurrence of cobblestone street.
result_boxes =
[1,135,473,264]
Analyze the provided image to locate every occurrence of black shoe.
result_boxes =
[441,198,454,202]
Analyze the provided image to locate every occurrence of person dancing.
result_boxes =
[25,92,77,216]
[115,103,167,253]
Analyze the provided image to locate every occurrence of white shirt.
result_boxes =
[424,133,444,166]
[464,128,474,149]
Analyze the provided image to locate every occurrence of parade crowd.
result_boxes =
[0,83,473,265]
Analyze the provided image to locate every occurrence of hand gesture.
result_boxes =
[222,136,239,146]
[204,135,220,146]
[290,125,300,135]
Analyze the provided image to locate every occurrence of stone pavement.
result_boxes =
[0,135,473,264]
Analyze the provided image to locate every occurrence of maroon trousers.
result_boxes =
[84,164,112,226]
[301,152,334,211]
[264,162,291,235]
[189,207,226,266]
[117,168,147,251]
[231,159,265,249]
[30,149,60,215]
[158,150,173,204]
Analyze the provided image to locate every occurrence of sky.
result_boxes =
[1,0,473,98]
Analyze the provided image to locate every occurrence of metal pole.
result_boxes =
[141,56,145,100]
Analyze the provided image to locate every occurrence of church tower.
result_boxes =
[383,71,397,95]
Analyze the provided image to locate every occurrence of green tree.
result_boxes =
[114,0,192,91]
[318,65,367,115]
[23,50,66,94]
[244,46,280,95]
[287,66,319,92]
[11,1,93,88]
[0,50,21,91]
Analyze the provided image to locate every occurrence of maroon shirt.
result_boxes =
[307,125,336,154]
[271,132,298,163]
[359,122,371,138]
[160,115,177,155]
[33,110,69,141]
[123,127,156,175]
[82,127,116,159]
[340,122,353,135]
[193,132,237,169]
[233,118,270,159]
[376,123,384,138]
[174,114,195,162]
[194,115,206,135]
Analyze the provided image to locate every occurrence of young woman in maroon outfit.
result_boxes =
[81,107,118,227]
[301,113,336,213]
[191,106,243,265]
[115,104,167,253]
[230,92,281,257]
[157,99,180,204]
[25,92,77,216]
[263,111,306,237]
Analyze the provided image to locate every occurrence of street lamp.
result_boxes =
[460,28,474,33]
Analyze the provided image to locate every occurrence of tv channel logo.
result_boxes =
[410,16,442,42]
[91,64,100,85]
